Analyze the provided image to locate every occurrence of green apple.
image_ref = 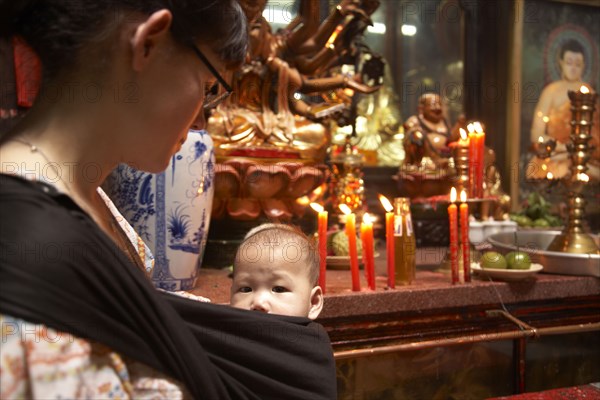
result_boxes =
[505,251,531,270]
[480,251,507,269]
[533,218,550,228]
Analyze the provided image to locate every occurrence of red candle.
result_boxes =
[448,187,459,284]
[360,213,376,290]
[310,203,328,293]
[467,124,478,199]
[340,204,360,291]
[379,194,395,289]
[474,122,486,199]
[459,190,471,283]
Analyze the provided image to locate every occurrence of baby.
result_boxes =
[230,223,324,319]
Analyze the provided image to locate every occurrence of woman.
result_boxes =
[0,1,336,398]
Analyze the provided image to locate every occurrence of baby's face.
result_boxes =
[230,243,322,319]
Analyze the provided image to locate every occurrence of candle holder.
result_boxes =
[452,142,470,195]
[546,89,600,255]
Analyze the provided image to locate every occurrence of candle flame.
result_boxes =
[580,85,590,94]
[467,123,475,133]
[460,190,467,203]
[339,204,352,215]
[538,136,545,143]
[378,194,393,212]
[450,187,457,203]
[541,164,547,171]
[542,116,549,123]
[546,172,554,180]
[459,128,468,141]
[310,202,324,213]
[473,121,483,133]
[577,173,590,182]
[363,213,373,225]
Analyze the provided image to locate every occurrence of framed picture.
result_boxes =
[507,0,600,205]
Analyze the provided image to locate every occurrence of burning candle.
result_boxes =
[467,124,477,198]
[459,128,469,146]
[473,122,486,199]
[339,204,361,291]
[360,213,376,291]
[310,203,328,293]
[448,187,459,284]
[378,194,395,289]
[459,190,470,283]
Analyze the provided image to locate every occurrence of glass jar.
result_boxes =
[394,197,416,285]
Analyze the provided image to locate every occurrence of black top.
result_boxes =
[0,174,336,400]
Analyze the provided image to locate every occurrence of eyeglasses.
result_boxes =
[190,44,233,112]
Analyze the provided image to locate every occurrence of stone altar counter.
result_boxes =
[191,248,600,319]
[192,248,600,397]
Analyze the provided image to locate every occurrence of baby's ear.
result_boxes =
[308,286,324,320]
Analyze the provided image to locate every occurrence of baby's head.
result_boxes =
[230,223,323,319]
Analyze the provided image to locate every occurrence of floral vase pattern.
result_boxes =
[104,129,215,291]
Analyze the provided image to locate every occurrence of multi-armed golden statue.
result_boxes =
[207,0,384,220]
[208,0,383,162]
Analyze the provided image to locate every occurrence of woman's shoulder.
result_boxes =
[0,174,90,235]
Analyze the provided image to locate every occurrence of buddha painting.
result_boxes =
[529,39,600,181]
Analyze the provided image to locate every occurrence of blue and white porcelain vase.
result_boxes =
[105,129,215,291]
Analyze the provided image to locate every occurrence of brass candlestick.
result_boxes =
[547,87,600,255]
[452,140,470,195]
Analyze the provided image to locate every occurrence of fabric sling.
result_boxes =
[0,174,336,400]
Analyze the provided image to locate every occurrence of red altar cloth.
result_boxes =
[488,384,600,400]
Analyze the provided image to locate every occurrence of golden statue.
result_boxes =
[403,93,464,170]
[208,0,383,162]
[207,0,384,220]
[396,93,464,198]
[398,94,510,219]
[332,64,405,166]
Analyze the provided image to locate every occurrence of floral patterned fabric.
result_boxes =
[0,186,205,399]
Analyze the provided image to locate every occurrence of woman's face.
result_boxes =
[560,51,584,82]
[126,40,221,172]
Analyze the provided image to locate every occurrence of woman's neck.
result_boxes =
[1,100,119,203]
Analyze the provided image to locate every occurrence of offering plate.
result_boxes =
[488,231,600,277]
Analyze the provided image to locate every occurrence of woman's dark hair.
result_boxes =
[0,0,248,80]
